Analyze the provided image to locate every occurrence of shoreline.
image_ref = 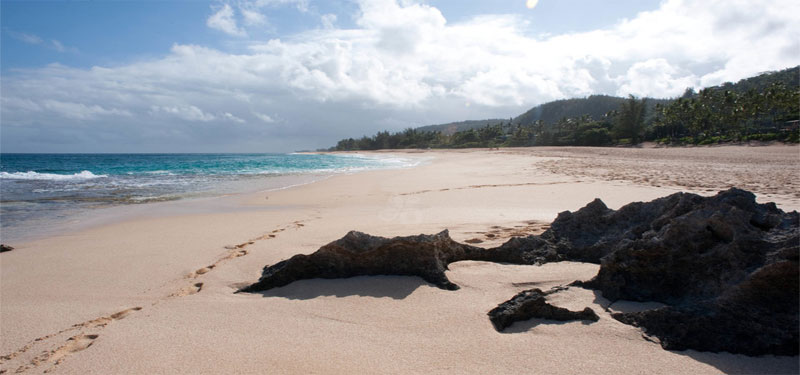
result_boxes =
[1,145,798,374]
[0,172,332,244]
[0,152,427,244]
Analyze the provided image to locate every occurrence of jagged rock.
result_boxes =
[548,188,799,356]
[488,288,598,331]
[584,189,798,304]
[0,244,14,253]
[238,230,487,293]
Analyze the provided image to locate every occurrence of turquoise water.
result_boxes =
[0,153,418,240]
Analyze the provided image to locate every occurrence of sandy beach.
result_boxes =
[1,144,798,374]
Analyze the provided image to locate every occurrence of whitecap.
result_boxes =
[0,170,108,181]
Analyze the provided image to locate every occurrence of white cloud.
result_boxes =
[251,0,309,12]
[207,4,247,37]
[150,105,217,122]
[12,31,43,45]
[253,112,276,123]
[207,0,308,36]
[3,0,799,152]
[9,31,75,53]
[320,14,337,29]
[221,112,246,123]
[241,8,267,26]
[616,59,698,98]
[42,100,132,120]
[50,40,66,52]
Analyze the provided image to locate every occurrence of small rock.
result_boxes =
[488,288,599,331]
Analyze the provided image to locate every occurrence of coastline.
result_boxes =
[1,145,798,374]
[0,152,426,244]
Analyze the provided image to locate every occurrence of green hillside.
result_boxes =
[328,66,799,151]
[415,119,505,135]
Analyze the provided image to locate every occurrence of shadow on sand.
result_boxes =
[251,275,431,300]
[500,317,596,334]
[679,350,799,374]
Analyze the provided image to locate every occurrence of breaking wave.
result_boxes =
[0,170,108,181]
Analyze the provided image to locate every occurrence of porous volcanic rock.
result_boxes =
[488,288,599,331]
[572,189,799,356]
[238,230,486,292]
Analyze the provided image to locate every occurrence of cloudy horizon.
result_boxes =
[2,0,798,153]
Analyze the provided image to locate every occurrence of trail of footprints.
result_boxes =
[400,181,565,196]
[0,220,308,374]
[0,307,141,374]
[181,220,306,282]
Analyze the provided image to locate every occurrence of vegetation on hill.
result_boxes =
[415,119,505,135]
[328,66,799,151]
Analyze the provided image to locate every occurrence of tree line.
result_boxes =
[328,67,799,151]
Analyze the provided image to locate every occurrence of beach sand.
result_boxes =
[2,144,798,374]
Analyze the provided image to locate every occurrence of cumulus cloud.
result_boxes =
[241,8,267,26]
[2,0,799,152]
[207,4,247,37]
[207,0,309,36]
[616,59,698,98]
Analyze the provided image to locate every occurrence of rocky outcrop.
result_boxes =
[488,288,598,331]
[238,230,487,293]
[491,188,798,355]
[581,189,798,304]
[570,189,799,356]
[239,188,798,356]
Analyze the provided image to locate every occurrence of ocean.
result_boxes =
[0,153,420,242]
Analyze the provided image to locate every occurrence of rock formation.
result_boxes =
[0,244,14,253]
[239,188,798,356]
[238,230,487,293]
[488,287,598,331]
[567,188,799,356]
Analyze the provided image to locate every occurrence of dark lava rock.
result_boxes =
[488,288,598,331]
[240,188,798,356]
[586,189,798,305]
[0,244,14,253]
[238,230,486,293]
[560,188,799,356]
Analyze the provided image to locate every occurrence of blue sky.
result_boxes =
[1,0,661,72]
[1,0,798,152]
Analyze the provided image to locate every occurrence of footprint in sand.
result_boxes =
[1,307,142,373]
[109,307,142,321]
[81,306,143,328]
[48,334,99,365]
[191,265,215,277]
[171,283,203,297]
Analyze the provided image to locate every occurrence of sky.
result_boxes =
[1,0,798,153]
